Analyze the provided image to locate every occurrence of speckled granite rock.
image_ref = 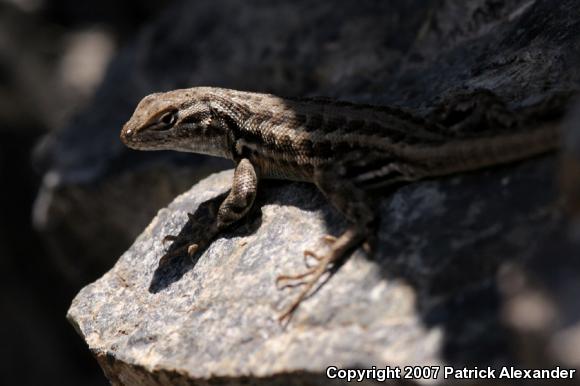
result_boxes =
[68,147,577,385]
[67,171,440,385]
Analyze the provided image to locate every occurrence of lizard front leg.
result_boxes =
[163,158,258,259]
[215,158,259,230]
[277,163,376,322]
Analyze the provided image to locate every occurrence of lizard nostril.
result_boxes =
[120,127,133,144]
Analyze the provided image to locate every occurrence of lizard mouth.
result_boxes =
[120,124,176,151]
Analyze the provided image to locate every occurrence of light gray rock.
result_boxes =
[67,171,441,385]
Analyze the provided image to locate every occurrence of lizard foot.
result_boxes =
[276,227,364,323]
[322,234,337,243]
[276,264,319,289]
[162,235,179,244]
[159,229,202,266]
[276,249,338,323]
[302,235,337,267]
[163,241,199,256]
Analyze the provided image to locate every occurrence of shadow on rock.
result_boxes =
[149,191,262,293]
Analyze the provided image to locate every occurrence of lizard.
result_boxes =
[120,86,566,322]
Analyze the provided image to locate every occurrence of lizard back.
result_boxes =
[212,89,560,185]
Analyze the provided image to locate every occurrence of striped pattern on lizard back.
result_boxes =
[209,90,558,187]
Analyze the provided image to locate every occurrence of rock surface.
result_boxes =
[70,171,438,384]
[69,150,577,385]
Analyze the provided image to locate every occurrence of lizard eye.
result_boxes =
[149,110,177,131]
[159,110,177,127]
[160,110,177,125]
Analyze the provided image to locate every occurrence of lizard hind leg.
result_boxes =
[276,227,365,322]
[277,156,378,322]
[301,235,337,266]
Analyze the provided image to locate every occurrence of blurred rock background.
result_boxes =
[0,0,171,384]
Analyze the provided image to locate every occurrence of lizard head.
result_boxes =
[120,88,231,158]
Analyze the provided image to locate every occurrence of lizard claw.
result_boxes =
[275,266,318,289]
[303,249,322,267]
[322,234,337,244]
[158,241,201,267]
[162,234,179,244]
[362,240,372,254]
[187,243,199,257]
[159,244,189,265]
[302,235,336,267]
[277,256,333,323]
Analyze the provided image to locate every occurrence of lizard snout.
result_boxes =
[120,123,135,145]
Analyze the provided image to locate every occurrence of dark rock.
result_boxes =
[497,100,580,372]
[561,100,580,220]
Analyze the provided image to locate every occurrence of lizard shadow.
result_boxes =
[148,191,258,293]
[148,180,325,294]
